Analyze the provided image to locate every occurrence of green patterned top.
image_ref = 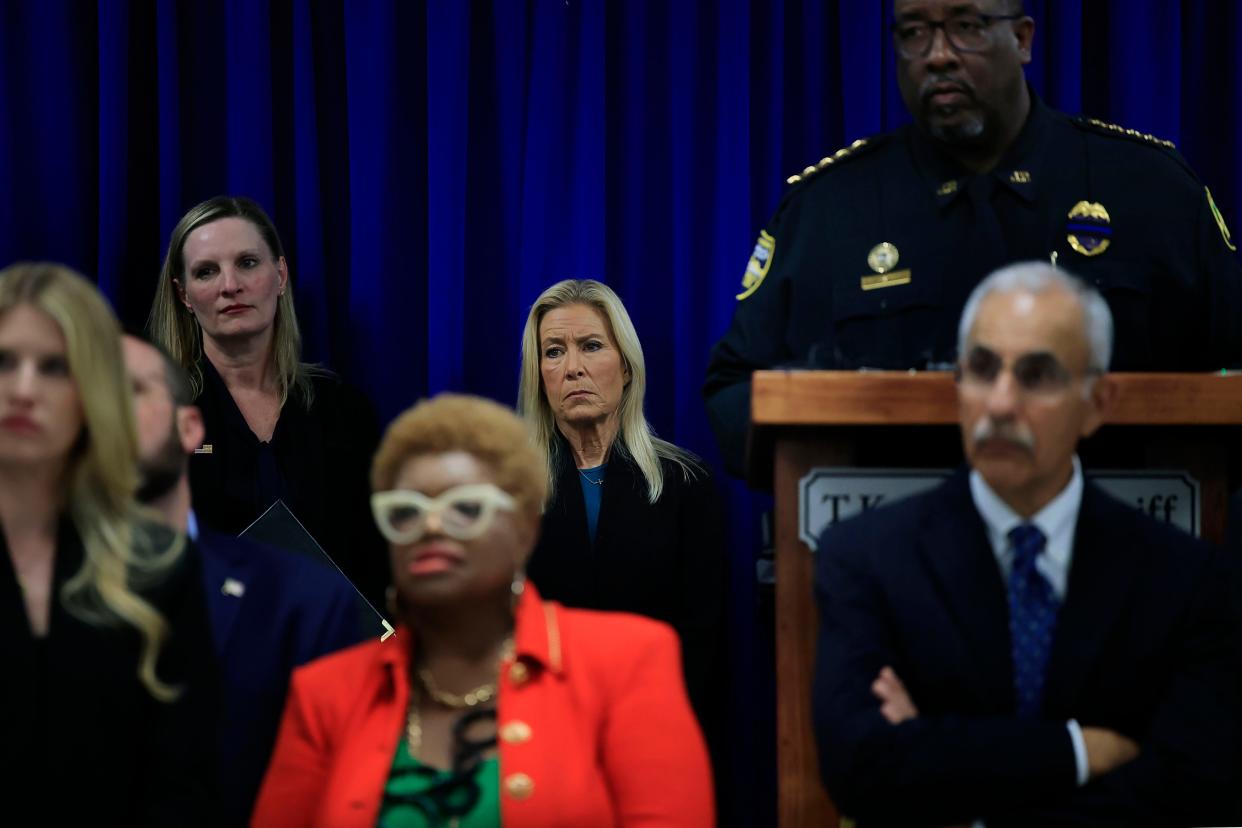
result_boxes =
[376,737,501,828]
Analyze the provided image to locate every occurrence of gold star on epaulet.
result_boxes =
[1075,116,1176,150]
[785,138,871,185]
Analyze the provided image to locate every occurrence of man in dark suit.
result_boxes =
[123,334,364,828]
[813,262,1239,826]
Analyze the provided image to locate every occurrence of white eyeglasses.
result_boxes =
[371,483,517,545]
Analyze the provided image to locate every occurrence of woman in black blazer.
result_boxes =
[0,263,217,826]
[517,279,727,768]
[147,196,387,607]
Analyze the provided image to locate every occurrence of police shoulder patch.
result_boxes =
[737,230,775,300]
[1206,187,1237,252]
[1072,116,1177,150]
[785,136,882,186]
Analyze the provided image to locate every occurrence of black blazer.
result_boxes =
[0,519,219,827]
[189,359,389,607]
[527,438,728,754]
[813,468,1239,827]
[197,528,363,828]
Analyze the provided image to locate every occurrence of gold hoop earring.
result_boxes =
[510,568,526,612]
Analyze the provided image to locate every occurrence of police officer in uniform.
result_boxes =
[704,0,1242,477]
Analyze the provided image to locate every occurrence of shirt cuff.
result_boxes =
[1066,719,1089,786]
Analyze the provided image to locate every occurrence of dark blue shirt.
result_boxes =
[578,463,607,542]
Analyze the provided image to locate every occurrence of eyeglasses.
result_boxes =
[891,12,1023,59]
[371,483,517,545]
[955,345,1098,397]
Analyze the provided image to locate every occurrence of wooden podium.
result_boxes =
[749,370,1242,828]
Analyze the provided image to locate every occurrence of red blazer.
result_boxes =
[251,585,714,827]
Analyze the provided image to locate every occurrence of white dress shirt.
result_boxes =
[969,456,1090,788]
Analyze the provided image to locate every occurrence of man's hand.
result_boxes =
[872,666,919,724]
[1080,727,1140,779]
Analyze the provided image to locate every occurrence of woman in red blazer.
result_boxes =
[252,393,713,828]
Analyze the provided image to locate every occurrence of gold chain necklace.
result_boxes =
[405,680,482,828]
[417,670,498,709]
[403,699,460,828]
[415,637,516,710]
[406,686,423,756]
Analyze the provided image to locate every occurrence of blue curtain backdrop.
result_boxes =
[2,2,1241,824]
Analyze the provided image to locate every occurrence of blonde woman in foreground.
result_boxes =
[0,262,217,827]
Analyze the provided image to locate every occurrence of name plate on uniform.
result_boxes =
[799,468,1200,550]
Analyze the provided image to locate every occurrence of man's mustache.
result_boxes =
[920,75,975,102]
[972,417,1036,451]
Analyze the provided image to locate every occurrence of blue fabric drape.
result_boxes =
[3,3,1241,824]
[4,0,1239,420]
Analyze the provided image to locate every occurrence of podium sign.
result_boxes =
[799,468,1201,548]
[1091,471,1200,536]
[798,469,948,548]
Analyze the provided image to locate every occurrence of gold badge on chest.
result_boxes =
[861,242,911,291]
[1066,201,1112,257]
[866,242,899,273]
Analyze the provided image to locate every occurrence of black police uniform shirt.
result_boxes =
[703,92,1242,476]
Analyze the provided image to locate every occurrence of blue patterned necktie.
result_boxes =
[1007,523,1059,717]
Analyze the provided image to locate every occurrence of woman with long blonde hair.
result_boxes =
[0,262,217,826]
[517,278,728,783]
[148,196,387,606]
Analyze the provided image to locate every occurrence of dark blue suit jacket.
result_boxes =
[813,469,1239,827]
[197,527,364,828]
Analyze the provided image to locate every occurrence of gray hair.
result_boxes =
[956,261,1114,373]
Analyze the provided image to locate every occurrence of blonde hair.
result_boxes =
[517,279,701,505]
[0,263,185,701]
[147,195,316,409]
[372,394,547,519]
